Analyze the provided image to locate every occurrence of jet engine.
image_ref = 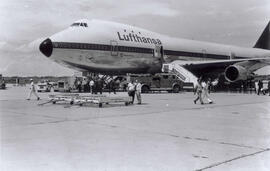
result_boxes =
[224,65,248,82]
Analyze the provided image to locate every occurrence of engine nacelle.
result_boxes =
[224,65,248,82]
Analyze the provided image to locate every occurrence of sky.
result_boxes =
[0,0,269,76]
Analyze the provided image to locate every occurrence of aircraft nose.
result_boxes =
[39,38,53,57]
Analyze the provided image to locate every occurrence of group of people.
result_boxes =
[26,78,143,104]
[193,77,213,105]
[127,80,142,104]
[255,80,270,96]
[75,77,104,94]
[75,77,120,94]
[25,76,270,103]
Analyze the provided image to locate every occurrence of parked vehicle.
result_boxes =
[261,80,269,95]
[57,76,81,92]
[57,80,71,92]
[49,82,59,92]
[0,74,6,89]
[37,82,51,92]
[129,73,184,93]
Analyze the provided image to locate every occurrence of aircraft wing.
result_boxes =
[177,57,270,81]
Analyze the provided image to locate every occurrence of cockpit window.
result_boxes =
[71,22,88,27]
[71,23,80,26]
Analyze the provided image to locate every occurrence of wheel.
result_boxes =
[70,101,74,105]
[125,102,129,106]
[172,85,180,93]
[79,103,83,106]
[141,85,150,93]
[52,101,56,104]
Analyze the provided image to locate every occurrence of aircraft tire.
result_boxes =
[173,85,180,93]
[141,85,150,94]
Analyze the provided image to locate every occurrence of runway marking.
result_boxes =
[195,148,270,171]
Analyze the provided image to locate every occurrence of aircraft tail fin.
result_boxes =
[254,21,270,50]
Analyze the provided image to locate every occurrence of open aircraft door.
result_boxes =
[154,45,164,64]
[149,44,164,73]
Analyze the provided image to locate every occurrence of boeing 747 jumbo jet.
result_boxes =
[39,19,270,82]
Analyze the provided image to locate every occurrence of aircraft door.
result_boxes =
[154,45,164,64]
[110,40,118,56]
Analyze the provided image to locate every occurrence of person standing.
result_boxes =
[77,79,82,93]
[258,80,263,95]
[254,81,258,94]
[194,77,204,105]
[27,79,40,100]
[96,78,104,94]
[202,78,213,104]
[109,78,116,94]
[127,81,136,104]
[268,80,270,96]
[82,77,87,92]
[89,79,94,94]
[135,80,142,104]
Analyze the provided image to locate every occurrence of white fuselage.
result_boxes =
[41,19,270,74]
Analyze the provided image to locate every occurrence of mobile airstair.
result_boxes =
[162,61,198,89]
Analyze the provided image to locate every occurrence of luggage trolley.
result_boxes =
[49,94,79,105]
[75,95,132,107]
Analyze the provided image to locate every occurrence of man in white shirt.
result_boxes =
[135,80,142,104]
[127,81,135,104]
[27,79,40,100]
[194,77,204,105]
[89,79,94,94]
[202,79,213,104]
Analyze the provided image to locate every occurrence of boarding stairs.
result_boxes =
[162,61,198,87]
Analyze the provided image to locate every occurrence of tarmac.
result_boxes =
[1,85,270,171]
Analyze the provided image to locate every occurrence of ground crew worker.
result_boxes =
[89,79,94,94]
[135,80,142,104]
[268,80,270,96]
[258,80,263,95]
[194,77,204,105]
[109,78,116,94]
[26,79,40,100]
[127,81,135,104]
[202,78,213,104]
[82,77,87,92]
[96,78,104,94]
[77,80,82,92]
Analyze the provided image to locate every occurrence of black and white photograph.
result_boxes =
[0,0,270,170]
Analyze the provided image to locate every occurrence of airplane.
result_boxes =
[39,19,270,82]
